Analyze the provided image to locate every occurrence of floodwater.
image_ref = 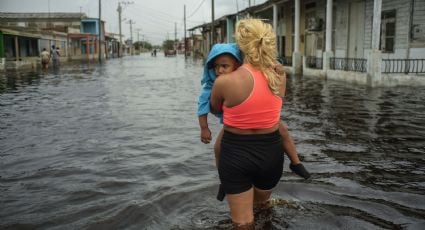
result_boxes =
[0,54,424,230]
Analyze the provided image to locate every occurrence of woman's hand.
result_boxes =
[274,62,285,76]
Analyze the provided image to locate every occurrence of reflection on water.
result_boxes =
[0,54,424,229]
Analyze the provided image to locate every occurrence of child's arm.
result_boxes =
[198,78,215,144]
[198,80,214,115]
[198,115,212,144]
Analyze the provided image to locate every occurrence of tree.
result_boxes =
[162,39,175,51]
[134,41,152,51]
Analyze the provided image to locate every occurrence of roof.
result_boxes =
[0,12,87,20]
[188,0,287,31]
[0,28,41,38]
[188,14,233,31]
[82,18,106,23]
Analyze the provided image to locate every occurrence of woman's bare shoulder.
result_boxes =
[215,67,249,88]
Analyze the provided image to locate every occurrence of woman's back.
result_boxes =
[214,64,283,135]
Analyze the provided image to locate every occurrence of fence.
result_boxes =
[330,57,367,72]
[278,56,292,66]
[306,56,323,69]
[382,59,425,74]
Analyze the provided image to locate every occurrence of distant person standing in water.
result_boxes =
[40,48,50,69]
[51,45,60,67]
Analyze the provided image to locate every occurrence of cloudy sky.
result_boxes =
[1,0,267,45]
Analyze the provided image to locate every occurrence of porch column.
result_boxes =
[323,0,334,72]
[273,4,278,53]
[95,37,99,58]
[14,36,19,61]
[292,0,302,74]
[86,35,90,60]
[226,18,234,43]
[368,0,383,86]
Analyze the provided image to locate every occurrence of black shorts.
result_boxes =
[218,130,284,194]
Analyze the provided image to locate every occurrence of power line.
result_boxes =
[187,0,207,18]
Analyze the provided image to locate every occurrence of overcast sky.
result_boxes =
[1,0,267,45]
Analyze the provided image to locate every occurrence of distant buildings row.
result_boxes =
[0,12,129,70]
[2,0,424,87]
[188,0,425,87]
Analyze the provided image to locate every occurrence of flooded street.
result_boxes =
[1,54,425,229]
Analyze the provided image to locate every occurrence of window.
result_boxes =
[380,10,396,53]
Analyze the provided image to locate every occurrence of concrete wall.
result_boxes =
[327,69,368,85]
[0,58,4,71]
[4,57,38,69]
[334,0,349,55]
[302,56,326,77]
[381,73,425,86]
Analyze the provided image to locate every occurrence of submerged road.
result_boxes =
[1,53,424,229]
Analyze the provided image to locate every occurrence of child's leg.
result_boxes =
[215,128,226,201]
[214,128,224,168]
[278,123,301,165]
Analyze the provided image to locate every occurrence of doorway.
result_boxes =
[347,1,365,58]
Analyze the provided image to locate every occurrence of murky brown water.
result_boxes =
[1,54,424,229]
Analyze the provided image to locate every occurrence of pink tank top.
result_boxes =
[223,64,282,129]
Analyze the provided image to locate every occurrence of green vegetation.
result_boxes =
[133,41,152,51]
[162,39,175,51]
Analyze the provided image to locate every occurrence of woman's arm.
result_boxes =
[278,71,287,99]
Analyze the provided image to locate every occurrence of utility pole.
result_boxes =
[117,2,122,57]
[211,0,215,48]
[118,1,134,57]
[98,0,102,62]
[174,22,177,52]
[184,5,187,59]
[136,28,141,53]
[128,19,135,55]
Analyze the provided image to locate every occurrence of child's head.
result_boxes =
[213,53,241,77]
[203,43,242,84]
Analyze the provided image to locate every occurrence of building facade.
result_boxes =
[0,12,122,70]
[191,0,425,87]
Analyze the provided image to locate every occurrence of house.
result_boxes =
[190,0,425,87]
[68,18,106,61]
[0,28,41,69]
[186,33,203,58]
[105,32,120,58]
[0,12,86,69]
[0,12,122,70]
[188,13,238,59]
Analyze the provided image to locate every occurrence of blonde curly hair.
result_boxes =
[235,18,281,95]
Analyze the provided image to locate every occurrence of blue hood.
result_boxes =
[197,43,242,117]
[201,43,243,86]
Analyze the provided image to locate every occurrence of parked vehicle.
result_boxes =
[164,50,176,57]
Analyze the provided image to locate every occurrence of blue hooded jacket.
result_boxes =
[197,43,243,118]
